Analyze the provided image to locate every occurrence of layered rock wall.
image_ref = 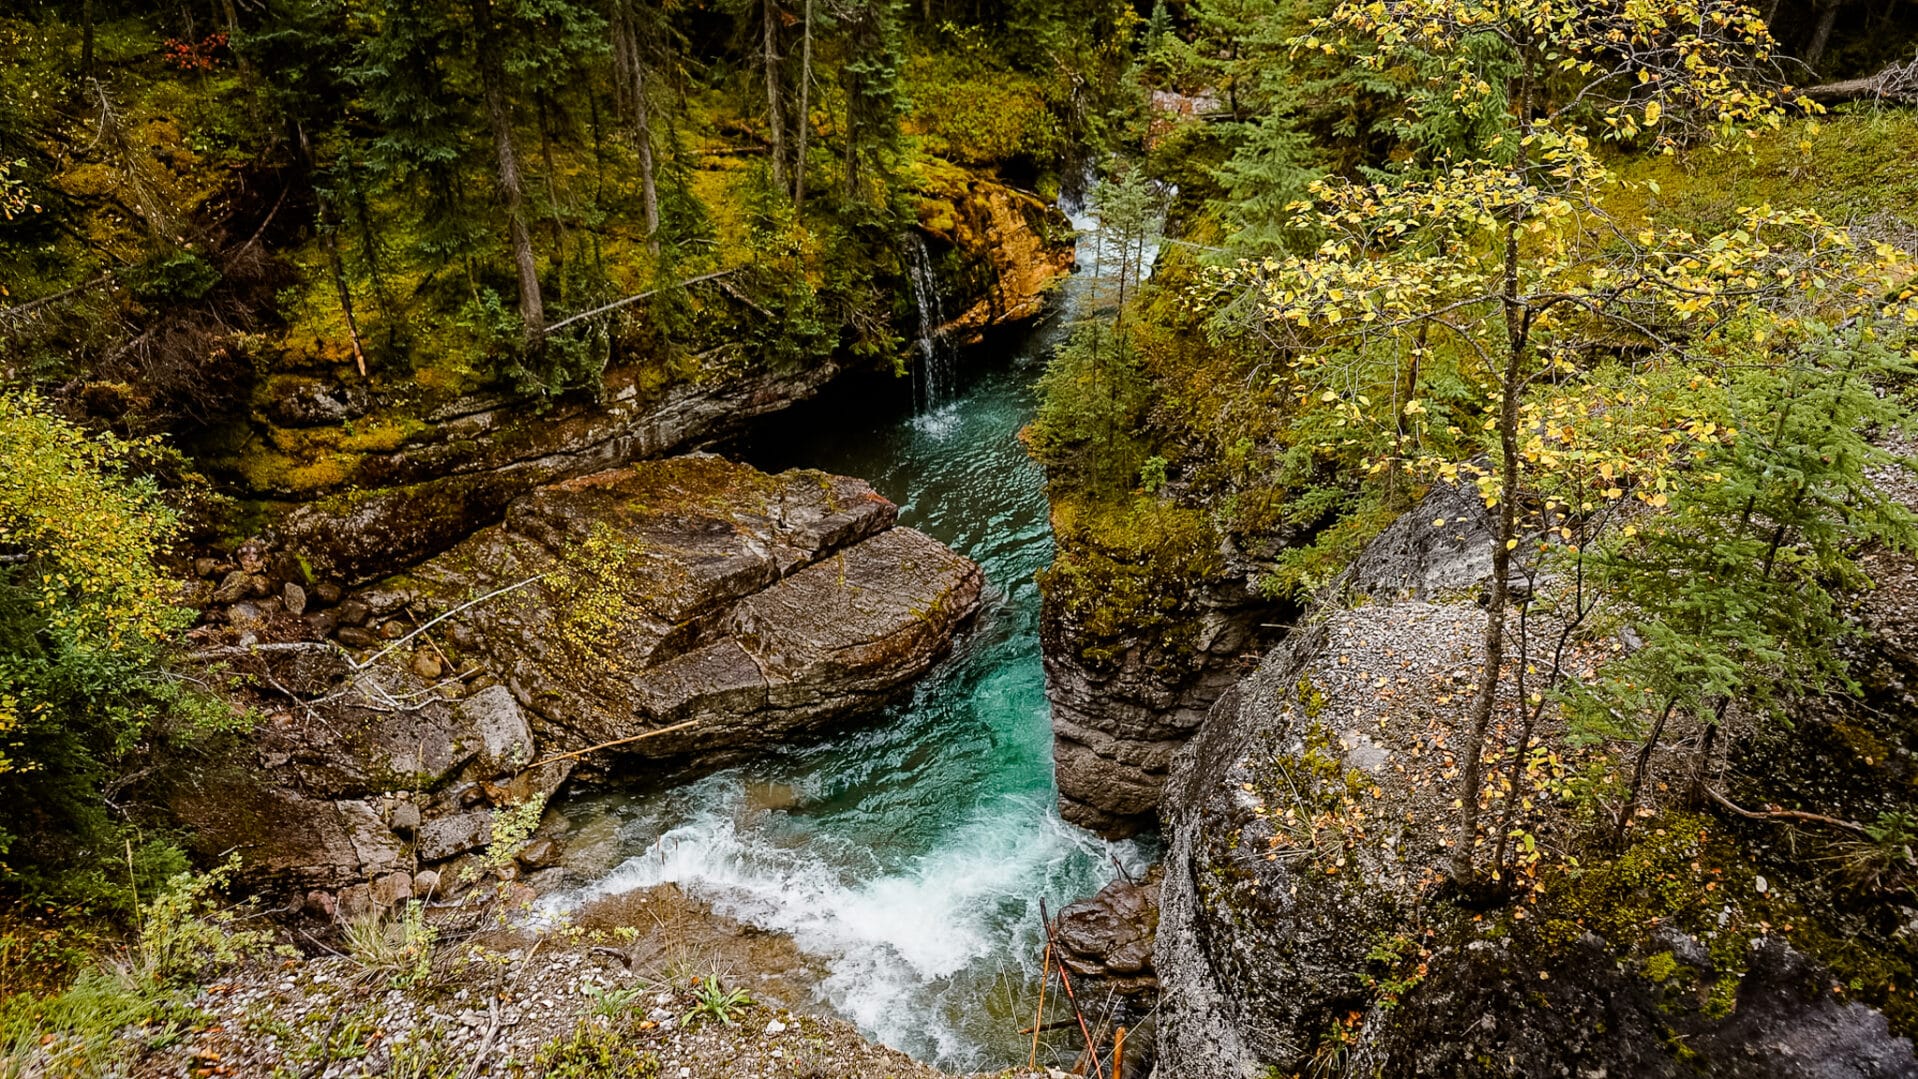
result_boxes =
[387,454,984,759]
[1042,595,1275,838]
[171,455,983,917]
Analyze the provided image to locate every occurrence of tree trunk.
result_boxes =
[763,0,787,193]
[610,2,660,253]
[1454,223,1526,883]
[634,68,660,253]
[794,0,812,209]
[1619,696,1679,841]
[1805,0,1841,74]
[469,0,546,345]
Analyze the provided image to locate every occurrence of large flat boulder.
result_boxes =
[388,454,984,758]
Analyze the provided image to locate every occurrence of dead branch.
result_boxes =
[351,576,545,673]
[544,268,739,334]
[1039,897,1105,1079]
[525,717,705,767]
[1704,785,1871,837]
[0,273,117,326]
[458,995,503,1079]
[1802,53,1918,105]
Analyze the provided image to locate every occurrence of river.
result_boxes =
[543,207,1153,1070]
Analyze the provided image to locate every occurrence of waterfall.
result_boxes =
[905,234,954,413]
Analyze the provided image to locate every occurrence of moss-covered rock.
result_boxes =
[1153,486,1918,1077]
[1039,492,1289,837]
[381,454,985,761]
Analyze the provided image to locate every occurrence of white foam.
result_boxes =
[910,402,964,437]
[548,777,1147,1067]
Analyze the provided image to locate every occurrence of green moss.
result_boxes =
[234,445,361,496]
[338,416,428,454]
[1037,493,1224,668]
[533,1022,660,1078]
[1538,815,1722,950]
[1297,675,1328,719]
[1610,111,1918,237]
[1644,950,1680,984]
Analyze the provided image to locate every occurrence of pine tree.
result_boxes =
[837,0,906,205]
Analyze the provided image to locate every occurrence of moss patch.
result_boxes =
[1038,493,1225,668]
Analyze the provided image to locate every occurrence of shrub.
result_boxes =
[343,901,437,988]
[533,1022,660,1078]
[0,394,234,898]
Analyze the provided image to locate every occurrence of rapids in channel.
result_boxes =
[540,203,1154,1070]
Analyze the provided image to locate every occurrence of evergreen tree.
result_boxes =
[837,0,906,205]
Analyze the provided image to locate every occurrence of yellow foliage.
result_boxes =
[0,396,189,774]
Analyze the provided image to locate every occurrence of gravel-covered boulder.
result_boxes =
[1154,486,1918,1077]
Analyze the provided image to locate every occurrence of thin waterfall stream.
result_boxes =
[905,233,956,412]
[540,203,1149,1070]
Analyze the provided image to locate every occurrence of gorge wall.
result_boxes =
[1149,486,1918,1077]
[1037,499,1293,839]
[206,174,1072,587]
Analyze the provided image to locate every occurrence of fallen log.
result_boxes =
[1801,55,1918,105]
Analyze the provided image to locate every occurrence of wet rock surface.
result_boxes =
[1051,867,1162,998]
[1039,524,1287,841]
[1042,604,1271,839]
[915,167,1076,341]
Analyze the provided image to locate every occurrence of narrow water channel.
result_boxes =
[546,214,1154,1069]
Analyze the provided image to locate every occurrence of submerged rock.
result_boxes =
[390,454,984,761]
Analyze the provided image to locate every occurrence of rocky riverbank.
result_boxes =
[126,885,972,1079]
[166,455,982,918]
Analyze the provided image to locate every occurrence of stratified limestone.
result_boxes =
[388,453,984,760]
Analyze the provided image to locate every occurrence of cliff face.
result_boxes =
[914,163,1076,340]
[1041,585,1276,838]
[1152,487,1918,1077]
[1037,497,1290,839]
[219,175,1071,587]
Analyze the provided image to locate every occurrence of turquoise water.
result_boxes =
[548,230,1152,1069]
